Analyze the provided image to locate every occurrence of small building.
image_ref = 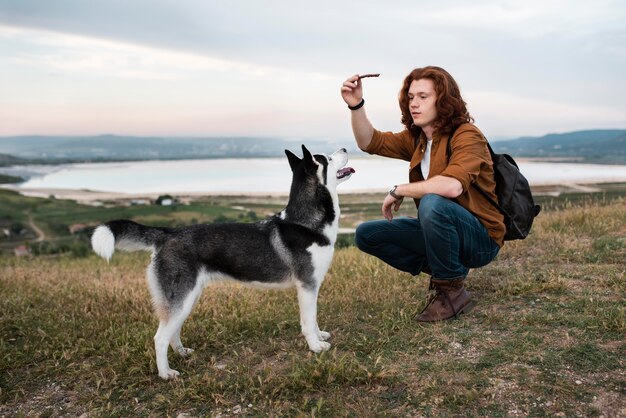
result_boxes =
[155,195,175,206]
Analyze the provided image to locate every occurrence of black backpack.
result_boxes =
[447,131,541,241]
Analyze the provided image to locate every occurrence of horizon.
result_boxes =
[1,127,625,143]
[1,1,625,139]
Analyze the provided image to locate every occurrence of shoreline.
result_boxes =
[0,185,291,202]
[2,158,626,203]
[3,181,625,203]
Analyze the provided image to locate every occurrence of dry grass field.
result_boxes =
[1,198,624,417]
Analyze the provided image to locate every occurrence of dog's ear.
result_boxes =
[301,145,317,172]
[285,149,301,171]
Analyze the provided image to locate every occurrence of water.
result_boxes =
[4,158,626,195]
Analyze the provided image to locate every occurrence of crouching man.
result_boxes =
[340,66,505,321]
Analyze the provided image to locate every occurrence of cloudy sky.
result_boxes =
[0,0,624,141]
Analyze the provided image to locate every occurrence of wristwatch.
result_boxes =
[388,185,402,200]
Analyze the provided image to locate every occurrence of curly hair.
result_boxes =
[398,66,474,138]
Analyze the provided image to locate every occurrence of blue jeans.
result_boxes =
[355,194,500,279]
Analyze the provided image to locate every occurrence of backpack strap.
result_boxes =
[472,178,507,216]
[445,127,510,219]
[445,125,495,163]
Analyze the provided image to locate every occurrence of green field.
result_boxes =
[0,190,284,256]
[0,187,625,416]
[2,183,626,254]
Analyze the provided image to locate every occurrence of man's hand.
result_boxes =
[382,194,403,221]
[341,74,363,107]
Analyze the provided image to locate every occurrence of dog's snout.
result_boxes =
[330,148,349,165]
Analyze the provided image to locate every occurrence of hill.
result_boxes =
[0,135,357,162]
[0,153,28,167]
[0,129,624,164]
[1,194,624,416]
[491,129,626,164]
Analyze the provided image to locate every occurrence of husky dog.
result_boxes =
[91,145,354,379]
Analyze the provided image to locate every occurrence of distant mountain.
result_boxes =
[0,153,29,167]
[0,135,358,162]
[491,129,626,164]
[0,129,624,165]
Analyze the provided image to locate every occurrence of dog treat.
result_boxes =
[358,73,380,79]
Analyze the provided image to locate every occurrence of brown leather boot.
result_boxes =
[416,277,474,322]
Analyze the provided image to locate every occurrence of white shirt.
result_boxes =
[421,139,433,180]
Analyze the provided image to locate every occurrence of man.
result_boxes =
[340,66,505,322]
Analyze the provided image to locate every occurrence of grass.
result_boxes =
[0,196,625,416]
[0,190,274,253]
[2,182,626,251]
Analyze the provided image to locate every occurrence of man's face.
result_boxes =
[408,78,438,130]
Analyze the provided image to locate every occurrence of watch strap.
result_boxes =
[389,185,401,200]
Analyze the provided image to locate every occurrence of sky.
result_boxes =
[0,0,625,141]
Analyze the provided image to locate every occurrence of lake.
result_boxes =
[3,158,626,195]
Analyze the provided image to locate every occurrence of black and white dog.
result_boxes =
[91,145,354,379]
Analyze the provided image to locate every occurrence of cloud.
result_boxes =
[0,25,292,81]
[0,0,624,137]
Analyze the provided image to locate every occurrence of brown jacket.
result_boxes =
[363,123,506,247]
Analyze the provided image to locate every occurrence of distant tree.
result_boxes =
[156,195,174,205]
[10,222,25,235]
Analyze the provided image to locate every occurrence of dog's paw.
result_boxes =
[159,368,180,380]
[176,347,194,357]
[308,340,331,353]
[318,330,331,341]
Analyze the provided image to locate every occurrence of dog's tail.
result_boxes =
[91,219,171,262]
